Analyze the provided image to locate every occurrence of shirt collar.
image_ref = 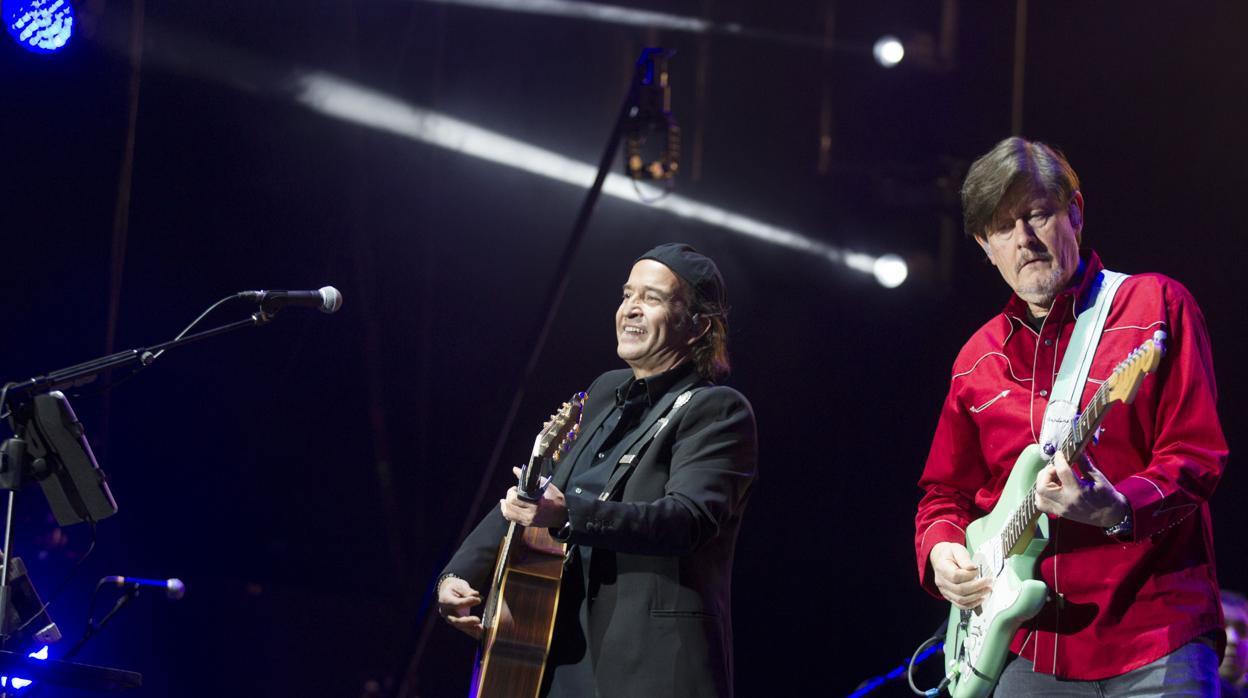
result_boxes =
[1002,249,1105,326]
[615,361,697,408]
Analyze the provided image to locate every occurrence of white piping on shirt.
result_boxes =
[1040,302,1075,674]
[1127,474,1199,519]
[1051,519,1060,674]
[952,353,1033,383]
[919,520,966,551]
[1102,320,1166,334]
[970,389,1011,413]
[1018,629,1035,659]
[1028,311,1052,444]
[1046,320,1061,428]
[1007,314,1041,338]
[1065,321,1167,386]
[1129,474,1165,500]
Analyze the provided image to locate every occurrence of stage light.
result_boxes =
[3,0,73,54]
[872,254,908,288]
[872,35,904,68]
[0,645,48,690]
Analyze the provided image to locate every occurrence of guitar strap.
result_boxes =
[1038,269,1130,453]
[597,387,704,502]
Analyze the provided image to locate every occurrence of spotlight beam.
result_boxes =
[293,71,905,285]
[420,0,869,53]
[83,14,907,286]
[424,0,710,32]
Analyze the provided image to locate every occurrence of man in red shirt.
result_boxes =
[915,137,1228,694]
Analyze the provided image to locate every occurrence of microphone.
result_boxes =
[103,576,186,601]
[238,286,342,314]
[624,48,679,182]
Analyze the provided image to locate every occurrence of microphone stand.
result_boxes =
[0,308,274,649]
[62,583,139,663]
[2,310,273,404]
[15,584,139,697]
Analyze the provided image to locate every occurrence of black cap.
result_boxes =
[636,243,727,311]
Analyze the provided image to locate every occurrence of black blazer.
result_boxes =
[443,367,758,697]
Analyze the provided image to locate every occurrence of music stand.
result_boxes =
[0,390,117,641]
[0,557,60,654]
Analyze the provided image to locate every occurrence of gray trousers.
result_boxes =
[994,641,1220,697]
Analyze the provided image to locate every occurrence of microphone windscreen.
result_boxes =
[318,286,343,314]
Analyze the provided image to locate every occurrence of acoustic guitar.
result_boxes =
[471,394,585,697]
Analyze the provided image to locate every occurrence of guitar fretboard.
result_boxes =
[999,378,1114,556]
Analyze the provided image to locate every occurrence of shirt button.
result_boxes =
[1044,339,1053,346]
[1039,389,1049,397]
[596,452,605,459]
[574,487,583,494]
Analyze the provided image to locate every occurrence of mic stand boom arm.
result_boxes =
[2,311,272,405]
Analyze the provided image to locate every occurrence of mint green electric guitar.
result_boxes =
[942,331,1167,698]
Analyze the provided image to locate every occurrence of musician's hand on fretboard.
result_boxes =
[501,466,569,529]
[1033,451,1130,528]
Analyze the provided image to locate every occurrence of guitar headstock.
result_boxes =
[533,392,587,462]
[1105,330,1167,405]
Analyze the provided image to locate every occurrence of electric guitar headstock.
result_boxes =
[518,392,587,499]
[1104,330,1167,406]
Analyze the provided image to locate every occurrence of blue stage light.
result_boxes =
[4,0,74,54]
[0,645,49,690]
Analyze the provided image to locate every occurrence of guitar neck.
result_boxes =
[483,452,549,625]
[518,451,546,500]
[1001,381,1116,553]
[482,520,520,628]
[1057,380,1113,467]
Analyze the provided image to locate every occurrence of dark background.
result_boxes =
[3,1,1246,695]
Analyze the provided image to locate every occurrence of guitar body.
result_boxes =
[470,521,568,697]
[944,444,1051,698]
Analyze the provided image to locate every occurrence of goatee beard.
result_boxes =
[1016,266,1066,307]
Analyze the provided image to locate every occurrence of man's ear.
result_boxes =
[687,313,712,345]
[979,239,995,265]
[1069,190,1085,242]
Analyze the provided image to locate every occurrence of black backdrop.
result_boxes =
[3,1,1247,696]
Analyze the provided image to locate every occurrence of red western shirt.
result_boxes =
[915,252,1228,679]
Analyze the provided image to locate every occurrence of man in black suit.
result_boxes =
[436,243,758,697]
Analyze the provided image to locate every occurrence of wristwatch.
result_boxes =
[435,572,460,596]
[1104,509,1133,538]
[551,521,573,541]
